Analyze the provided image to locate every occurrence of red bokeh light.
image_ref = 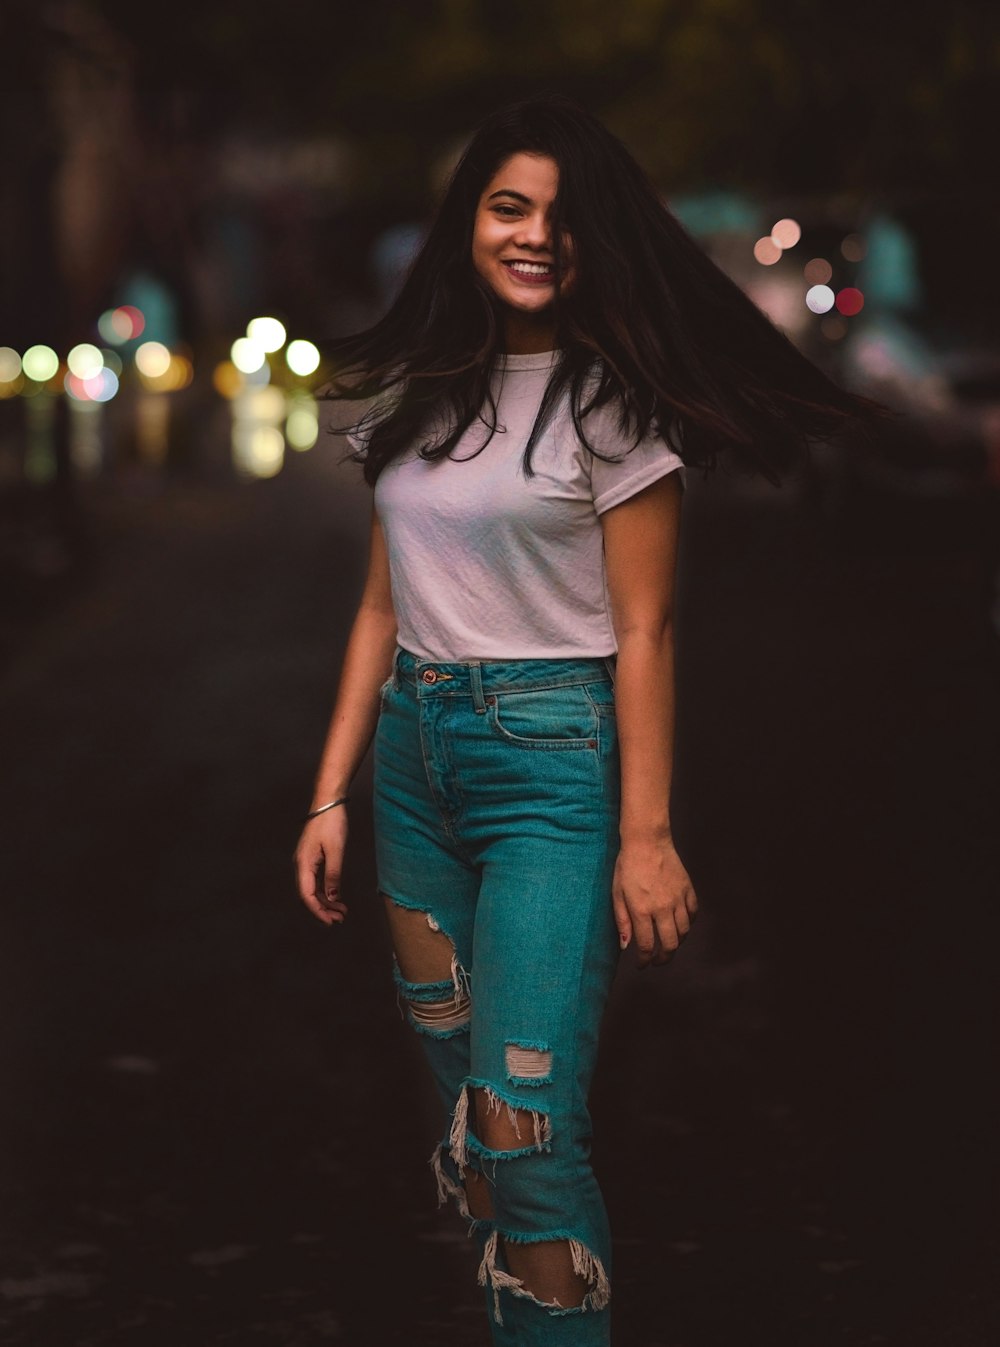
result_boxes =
[835,287,865,316]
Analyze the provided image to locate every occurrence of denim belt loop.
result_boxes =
[468,661,487,712]
[391,646,402,691]
[603,655,617,686]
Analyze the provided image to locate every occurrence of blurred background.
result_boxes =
[1,2,998,1344]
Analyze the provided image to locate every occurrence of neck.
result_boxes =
[502,310,557,355]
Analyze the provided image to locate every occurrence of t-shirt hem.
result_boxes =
[397,640,619,662]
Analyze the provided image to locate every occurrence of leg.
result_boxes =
[447,833,619,1344]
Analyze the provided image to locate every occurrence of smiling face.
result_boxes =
[471,152,575,352]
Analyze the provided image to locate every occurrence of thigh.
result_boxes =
[374,677,480,971]
[470,830,620,1101]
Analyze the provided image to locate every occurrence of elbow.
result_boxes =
[613,611,674,649]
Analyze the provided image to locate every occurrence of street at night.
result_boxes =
[1,435,997,1345]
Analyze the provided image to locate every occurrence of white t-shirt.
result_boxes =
[364,350,684,660]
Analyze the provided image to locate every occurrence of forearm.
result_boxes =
[310,601,398,807]
[614,622,676,843]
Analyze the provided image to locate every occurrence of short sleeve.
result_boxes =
[586,407,685,515]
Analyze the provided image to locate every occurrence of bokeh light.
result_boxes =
[804,258,833,286]
[841,234,867,263]
[137,353,193,392]
[135,341,172,379]
[101,349,123,376]
[770,218,801,250]
[835,287,865,316]
[231,336,267,374]
[753,237,782,266]
[234,424,285,479]
[86,368,120,402]
[286,405,319,451]
[248,386,286,422]
[213,361,243,400]
[98,305,145,344]
[22,344,60,382]
[247,317,287,353]
[67,343,104,380]
[286,339,320,375]
[0,347,22,381]
[821,316,848,341]
[805,285,836,314]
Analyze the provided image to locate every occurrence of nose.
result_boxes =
[513,211,552,252]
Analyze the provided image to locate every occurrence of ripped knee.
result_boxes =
[479,1230,611,1323]
[383,897,471,1037]
[405,986,471,1034]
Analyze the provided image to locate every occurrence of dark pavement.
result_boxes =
[1,436,998,1347]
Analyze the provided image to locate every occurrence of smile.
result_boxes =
[501,260,555,283]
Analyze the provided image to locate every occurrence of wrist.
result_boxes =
[619,818,673,845]
[306,795,350,821]
[311,779,351,811]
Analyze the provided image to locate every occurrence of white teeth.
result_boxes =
[506,261,553,276]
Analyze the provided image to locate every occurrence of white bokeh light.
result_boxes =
[231,336,267,374]
[286,340,320,376]
[805,285,836,314]
[247,317,287,353]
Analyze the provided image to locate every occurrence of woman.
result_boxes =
[295,97,879,1344]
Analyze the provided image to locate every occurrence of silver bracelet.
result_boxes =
[305,796,350,820]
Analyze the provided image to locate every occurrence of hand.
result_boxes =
[612,835,697,969]
[294,807,350,926]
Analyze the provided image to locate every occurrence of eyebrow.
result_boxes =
[486,189,533,204]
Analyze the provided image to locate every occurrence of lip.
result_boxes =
[500,259,556,286]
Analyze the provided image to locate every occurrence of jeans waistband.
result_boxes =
[392,647,615,705]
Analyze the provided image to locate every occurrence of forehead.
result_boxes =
[480,152,560,203]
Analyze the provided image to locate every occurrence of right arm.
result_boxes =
[294,504,397,926]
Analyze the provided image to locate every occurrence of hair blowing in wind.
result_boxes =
[322,95,886,485]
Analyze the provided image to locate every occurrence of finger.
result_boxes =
[612,887,632,951]
[673,901,692,938]
[631,914,657,969]
[685,885,699,917]
[295,847,341,927]
[295,844,322,906]
[651,911,681,965]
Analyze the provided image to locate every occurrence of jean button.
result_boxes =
[421,668,438,684]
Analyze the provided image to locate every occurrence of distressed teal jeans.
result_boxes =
[373,648,621,1345]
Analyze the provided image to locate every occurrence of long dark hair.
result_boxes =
[323,95,884,485]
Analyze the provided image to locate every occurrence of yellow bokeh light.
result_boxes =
[213,361,243,400]
[287,407,319,450]
[753,237,782,266]
[231,336,266,374]
[22,344,60,382]
[137,353,193,393]
[770,218,802,250]
[247,317,287,353]
[247,386,286,421]
[241,424,285,478]
[0,347,22,381]
[135,341,172,379]
[286,339,320,376]
[67,343,104,380]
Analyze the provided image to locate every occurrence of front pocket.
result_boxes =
[487,684,600,750]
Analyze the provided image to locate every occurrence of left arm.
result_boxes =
[601,470,698,968]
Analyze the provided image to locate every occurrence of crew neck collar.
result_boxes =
[496,350,562,372]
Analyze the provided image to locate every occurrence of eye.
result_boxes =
[491,204,521,218]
